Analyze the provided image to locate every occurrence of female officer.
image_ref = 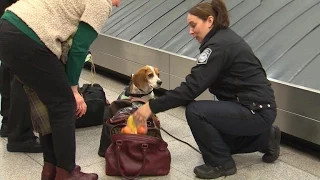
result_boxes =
[133,0,281,179]
[0,0,121,179]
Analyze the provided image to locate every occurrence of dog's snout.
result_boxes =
[157,80,162,85]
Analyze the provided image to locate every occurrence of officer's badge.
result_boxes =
[197,48,212,65]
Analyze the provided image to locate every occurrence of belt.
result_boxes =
[236,96,276,115]
[248,102,276,114]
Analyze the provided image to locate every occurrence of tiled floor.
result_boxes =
[0,69,319,180]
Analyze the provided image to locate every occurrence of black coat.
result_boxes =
[150,27,276,113]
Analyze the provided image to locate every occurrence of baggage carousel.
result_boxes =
[89,0,320,146]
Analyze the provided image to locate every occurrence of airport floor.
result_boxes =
[0,68,319,180]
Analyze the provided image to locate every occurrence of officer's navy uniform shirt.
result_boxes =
[149,27,276,113]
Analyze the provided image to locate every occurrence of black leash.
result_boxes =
[160,127,201,154]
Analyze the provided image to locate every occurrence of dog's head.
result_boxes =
[132,65,162,92]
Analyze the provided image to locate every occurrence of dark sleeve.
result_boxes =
[149,46,228,114]
[65,21,98,86]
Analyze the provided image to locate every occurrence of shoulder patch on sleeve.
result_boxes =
[197,48,212,65]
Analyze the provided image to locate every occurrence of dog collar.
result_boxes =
[124,82,153,98]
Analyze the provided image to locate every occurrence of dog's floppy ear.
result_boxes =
[154,67,160,77]
[132,68,147,89]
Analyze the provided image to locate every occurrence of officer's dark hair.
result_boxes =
[188,0,230,29]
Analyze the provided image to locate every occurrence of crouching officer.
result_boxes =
[133,0,281,179]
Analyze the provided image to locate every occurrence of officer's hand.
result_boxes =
[133,103,152,124]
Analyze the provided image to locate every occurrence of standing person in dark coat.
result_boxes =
[0,0,121,179]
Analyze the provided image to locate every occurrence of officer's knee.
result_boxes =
[185,101,199,125]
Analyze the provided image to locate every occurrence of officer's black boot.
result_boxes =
[193,160,237,179]
[262,125,281,163]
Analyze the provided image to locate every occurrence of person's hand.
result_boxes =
[71,86,87,118]
[73,92,87,118]
[133,102,152,124]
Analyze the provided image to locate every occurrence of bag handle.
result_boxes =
[115,140,148,180]
[85,51,96,86]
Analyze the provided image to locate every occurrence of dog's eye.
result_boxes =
[148,73,154,78]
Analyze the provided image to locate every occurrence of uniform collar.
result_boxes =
[199,27,218,51]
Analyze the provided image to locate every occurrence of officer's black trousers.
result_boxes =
[185,100,276,166]
[0,63,35,142]
[0,63,11,126]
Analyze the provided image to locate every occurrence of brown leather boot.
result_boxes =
[55,166,98,180]
[41,162,56,180]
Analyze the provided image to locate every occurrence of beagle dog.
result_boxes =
[118,65,162,101]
